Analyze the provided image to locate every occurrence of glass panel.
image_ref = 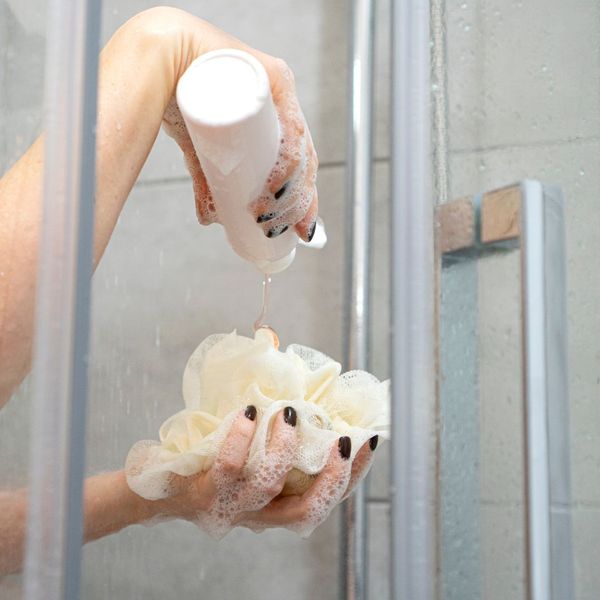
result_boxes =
[438,0,599,599]
[0,0,46,596]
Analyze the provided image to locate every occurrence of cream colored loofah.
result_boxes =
[125,329,390,501]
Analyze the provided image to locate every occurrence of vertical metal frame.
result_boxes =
[521,181,574,600]
[341,0,375,598]
[24,1,101,598]
[390,0,436,599]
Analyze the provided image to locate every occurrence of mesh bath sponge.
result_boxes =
[125,329,390,501]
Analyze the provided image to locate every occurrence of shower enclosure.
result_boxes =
[1,0,599,598]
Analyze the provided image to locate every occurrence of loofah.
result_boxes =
[125,329,390,503]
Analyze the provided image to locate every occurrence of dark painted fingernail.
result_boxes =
[338,436,352,460]
[244,405,257,421]
[274,183,288,199]
[266,224,289,238]
[307,220,317,242]
[283,406,297,427]
[257,212,278,223]
[369,435,379,451]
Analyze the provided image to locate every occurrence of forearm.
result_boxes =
[0,471,162,576]
[82,470,161,543]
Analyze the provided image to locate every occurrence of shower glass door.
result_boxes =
[436,1,600,599]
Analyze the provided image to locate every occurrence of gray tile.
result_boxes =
[478,251,524,503]
[480,503,527,600]
[87,165,346,473]
[572,507,600,600]
[367,502,391,600]
[83,506,341,600]
[0,377,32,489]
[0,573,22,599]
[366,161,391,500]
[0,0,45,174]
[447,0,600,152]
[446,0,486,151]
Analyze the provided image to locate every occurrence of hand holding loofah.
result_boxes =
[125,329,389,537]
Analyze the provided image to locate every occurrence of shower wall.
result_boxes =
[0,0,393,598]
[442,1,600,599]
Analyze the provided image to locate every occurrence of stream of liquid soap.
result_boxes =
[253,274,273,333]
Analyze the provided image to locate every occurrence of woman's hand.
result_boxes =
[148,406,377,537]
[158,9,319,242]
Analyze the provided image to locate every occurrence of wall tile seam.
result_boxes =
[366,497,391,505]
[450,134,600,156]
[134,157,393,189]
[480,499,524,508]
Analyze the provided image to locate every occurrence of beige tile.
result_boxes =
[480,503,527,600]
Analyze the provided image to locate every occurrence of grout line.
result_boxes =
[451,134,600,155]
[367,496,390,505]
[135,130,600,190]
[134,157,392,188]
[135,133,600,190]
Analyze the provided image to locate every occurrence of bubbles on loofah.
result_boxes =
[125,330,390,538]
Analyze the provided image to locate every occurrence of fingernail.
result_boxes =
[274,183,288,199]
[283,406,297,427]
[307,220,317,242]
[338,436,352,460]
[266,224,289,238]
[257,212,278,223]
[244,405,257,421]
[369,435,379,451]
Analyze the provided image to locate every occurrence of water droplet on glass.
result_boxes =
[579,169,585,176]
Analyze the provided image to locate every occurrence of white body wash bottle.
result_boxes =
[176,49,322,274]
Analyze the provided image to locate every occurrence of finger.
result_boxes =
[294,190,318,241]
[182,151,217,225]
[241,407,299,510]
[341,435,378,502]
[236,436,353,528]
[212,405,258,481]
[162,96,217,226]
[268,102,304,195]
[266,407,298,469]
[253,141,317,238]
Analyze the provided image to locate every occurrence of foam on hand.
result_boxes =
[125,329,390,534]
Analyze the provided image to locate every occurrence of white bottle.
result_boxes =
[176,49,324,274]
